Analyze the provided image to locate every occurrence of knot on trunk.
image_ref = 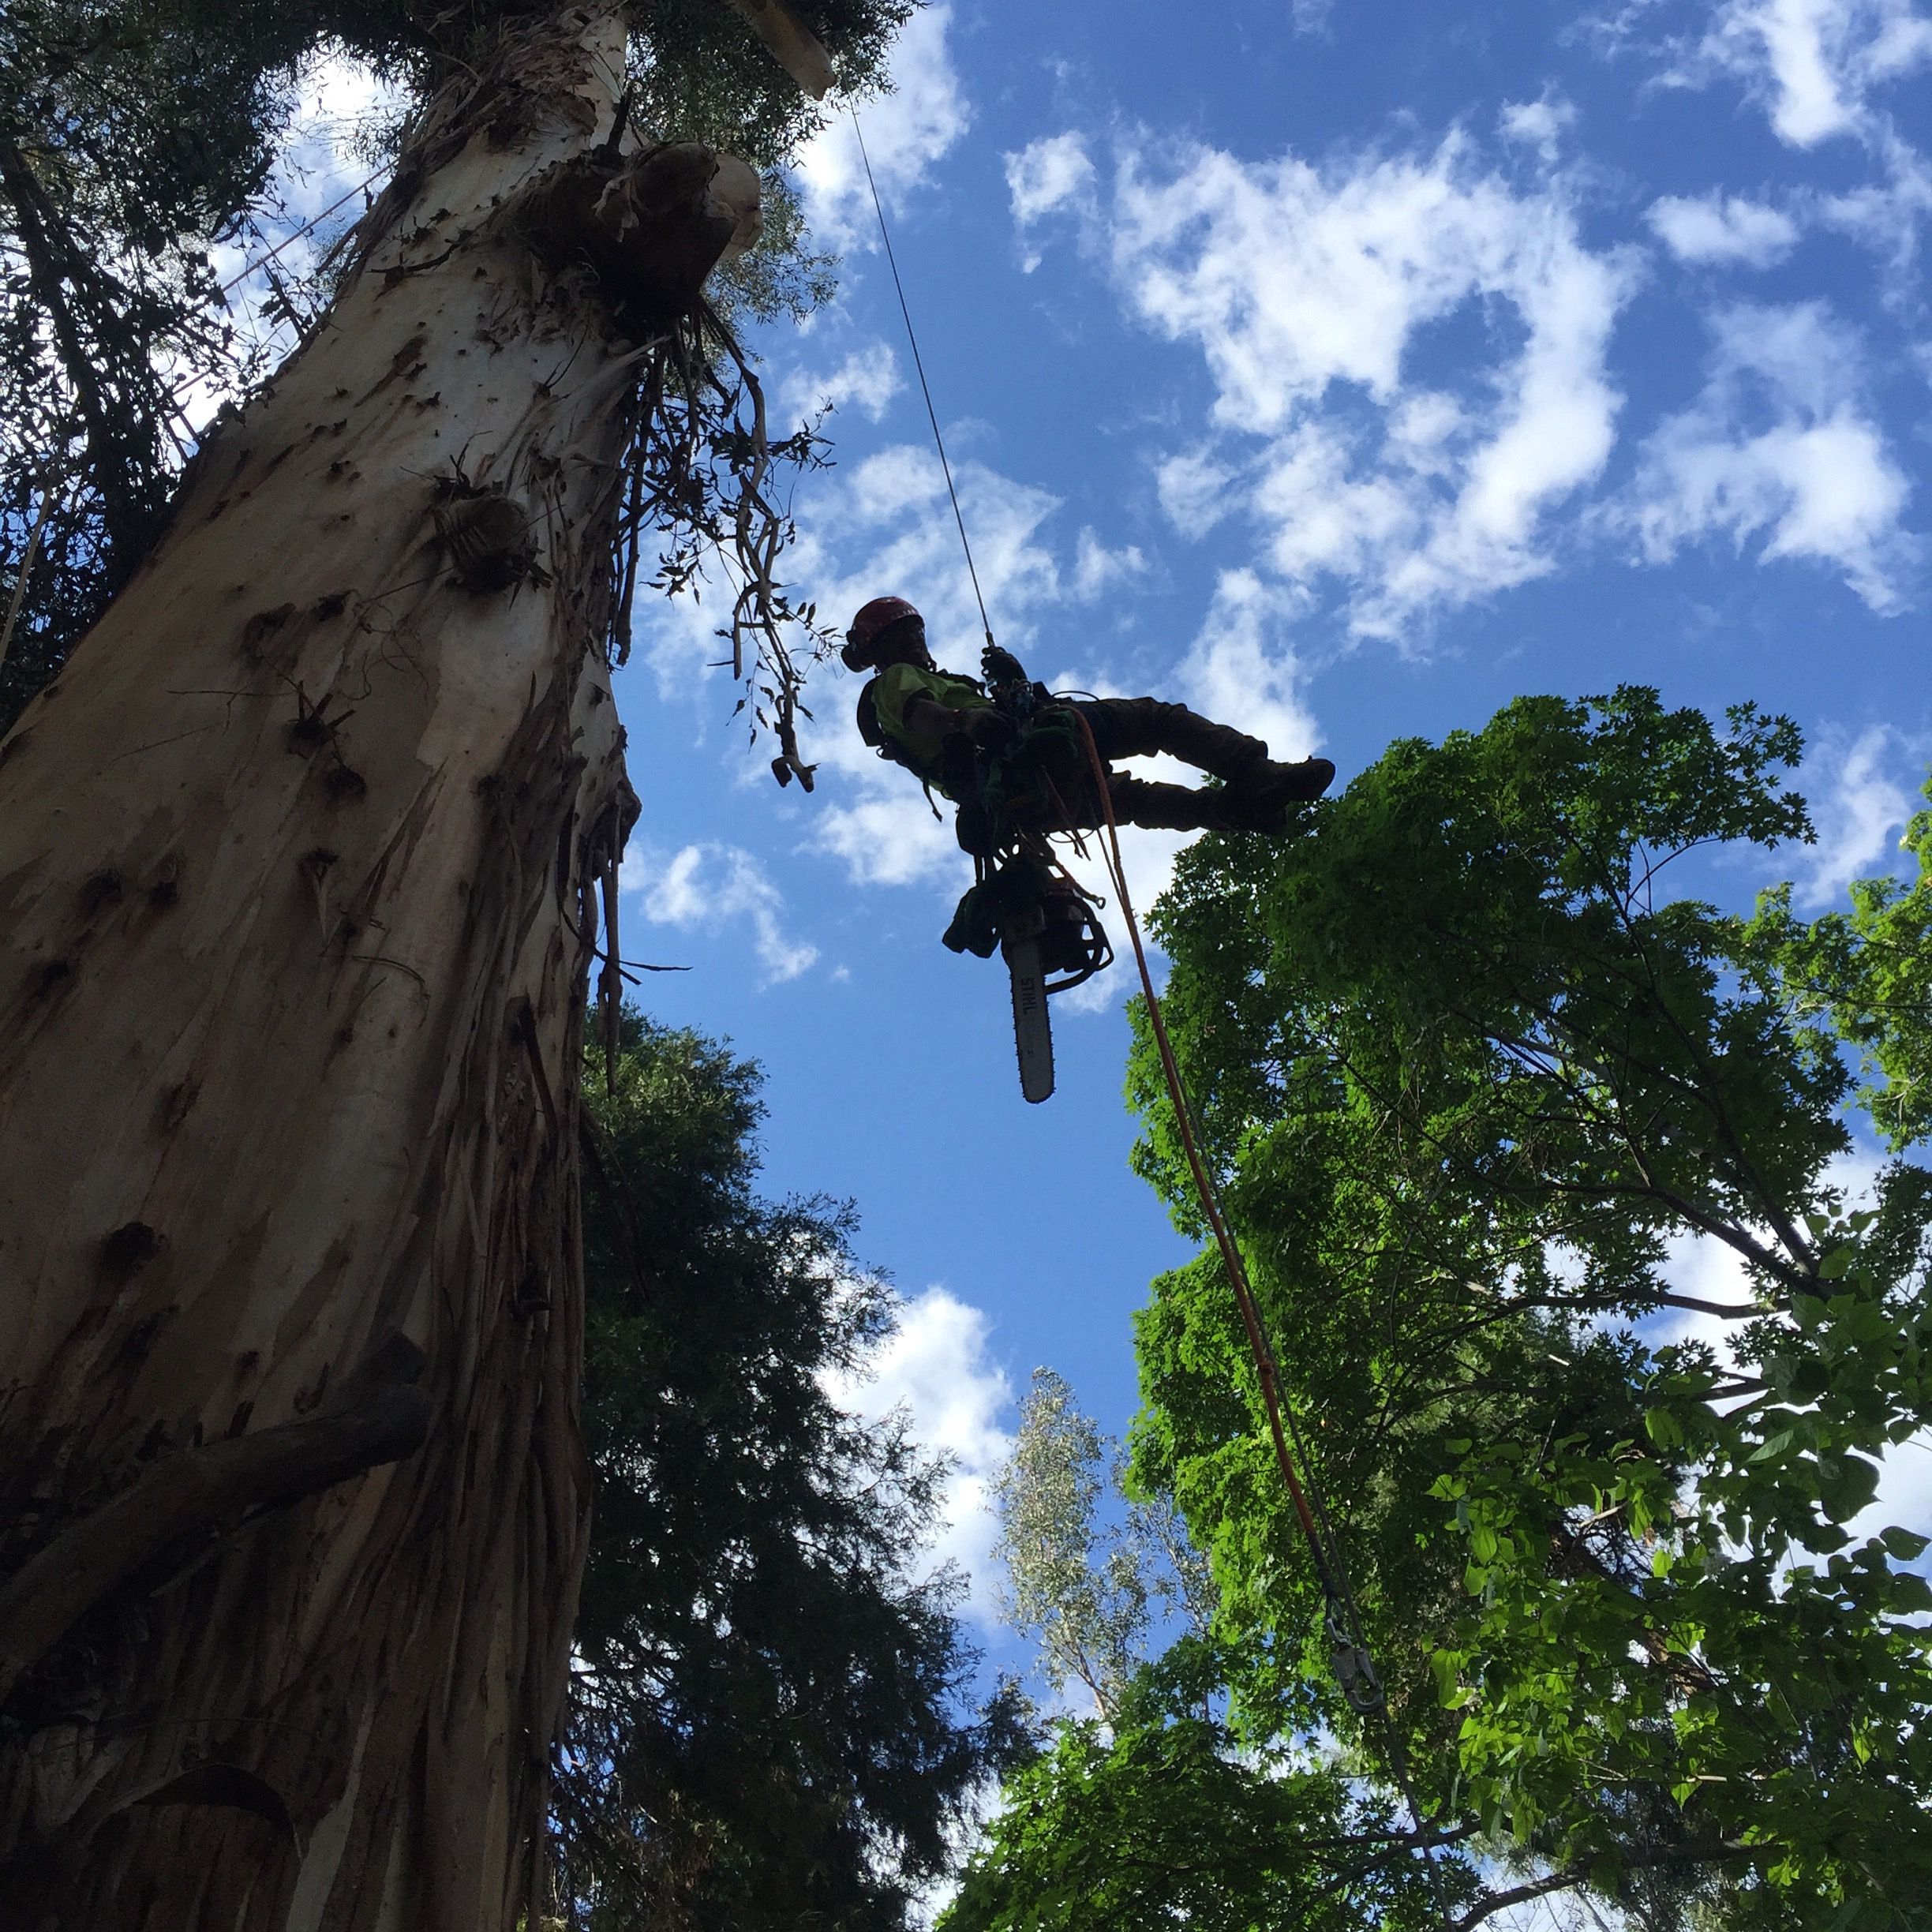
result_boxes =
[517,143,762,332]
[433,484,545,594]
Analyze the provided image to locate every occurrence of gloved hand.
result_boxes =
[964,707,1019,753]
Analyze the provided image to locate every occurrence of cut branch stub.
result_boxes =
[434,485,542,593]
[518,143,762,332]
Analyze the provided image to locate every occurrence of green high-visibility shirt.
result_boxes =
[869,661,993,777]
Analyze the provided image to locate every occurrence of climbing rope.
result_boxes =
[853,125,1446,1897]
[852,113,1381,1694]
[1071,713,1454,1911]
[1069,716,1367,1647]
[848,107,998,656]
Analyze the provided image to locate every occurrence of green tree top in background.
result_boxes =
[956,689,1932,1932]
[565,1012,1030,1932]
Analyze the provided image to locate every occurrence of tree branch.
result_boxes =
[1453,1866,1585,1930]
[0,1334,432,1708]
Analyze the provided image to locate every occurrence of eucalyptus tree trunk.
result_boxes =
[0,8,754,1925]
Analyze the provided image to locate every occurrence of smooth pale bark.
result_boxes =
[0,8,747,1925]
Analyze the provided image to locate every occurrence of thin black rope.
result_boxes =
[848,106,996,653]
[219,170,383,298]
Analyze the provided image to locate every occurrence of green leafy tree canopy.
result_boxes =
[562,1012,1029,1932]
[1114,687,1932,1928]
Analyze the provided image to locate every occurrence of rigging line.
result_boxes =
[848,105,997,653]
[219,170,384,299]
[1069,711,1451,1923]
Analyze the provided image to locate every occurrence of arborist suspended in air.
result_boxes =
[842,596,1334,839]
[841,596,1336,1104]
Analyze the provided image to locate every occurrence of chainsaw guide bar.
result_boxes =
[1005,934,1055,1104]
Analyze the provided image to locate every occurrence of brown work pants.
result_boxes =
[1071,697,1269,778]
[1063,698,1270,833]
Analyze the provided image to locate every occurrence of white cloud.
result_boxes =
[631,841,819,983]
[778,341,904,425]
[1691,0,1932,147]
[1005,133,1099,266]
[828,1287,1016,1618]
[1498,92,1578,163]
[1648,191,1803,264]
[795,4,969,247]
[1798,724,1916,907]
[1070,527,1148,601]
[1006,131,1099,226]
[1082,130,1638,638]
[1818,125,1932,281]
[817,790,963,889]
[1155,448,1241,537]
[1619,301,1919,611]
[1177,569,1320,766]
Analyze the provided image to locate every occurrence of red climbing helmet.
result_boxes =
[842,595,922,671]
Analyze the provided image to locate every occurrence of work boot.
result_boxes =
[1229,756,1335,818]
[1108,776,1286,835]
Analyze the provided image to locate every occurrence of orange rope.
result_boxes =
[1069,713,1335,1579]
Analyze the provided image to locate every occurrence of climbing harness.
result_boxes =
[929,646,1113,1102]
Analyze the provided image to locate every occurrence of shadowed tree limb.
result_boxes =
[0,1334,432,1709]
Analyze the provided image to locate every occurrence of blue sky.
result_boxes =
[236,0,1932,1665]
[611,0,1931,1650]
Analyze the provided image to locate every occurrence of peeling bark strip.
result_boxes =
[0,9,743,1927]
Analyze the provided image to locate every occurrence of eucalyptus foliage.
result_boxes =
[1110,689,1932,1926]
[0,0,323,728]
[562,1013,1029,1932]
[960,1374,1479,1932]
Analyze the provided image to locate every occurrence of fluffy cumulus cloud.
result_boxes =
[778,341,904,425]
[1029,130,1638,640]
[1619,301,1919,610]
[826,1287,1016,1618]
[1176,569,1320,767]
[1005,133,1099,267]
[1798,723,1917,907]
[1498,91,1578,162]
[794,3,969,247]
[1647,190,1803,264]
[627,841,819,983]
[1690,0,1932,147]
[1621,2,1932,283]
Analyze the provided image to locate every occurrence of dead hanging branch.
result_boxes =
[601,298,834,793]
